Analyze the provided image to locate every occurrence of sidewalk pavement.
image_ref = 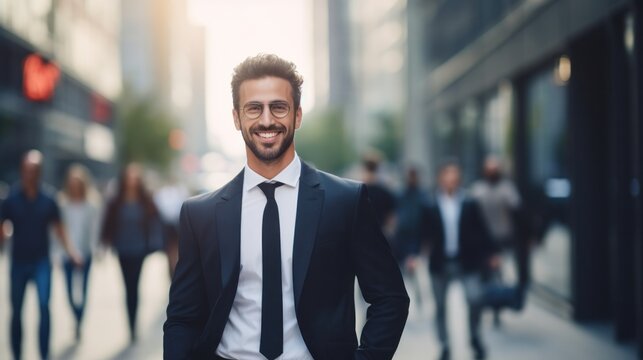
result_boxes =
[0,251,170,360]
[0,252,637,360]
[393,261,637,360]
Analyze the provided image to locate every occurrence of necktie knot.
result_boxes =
[258,182,283,200]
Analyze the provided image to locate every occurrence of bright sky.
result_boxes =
[190,0,315,161]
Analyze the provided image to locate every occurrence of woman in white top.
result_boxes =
[58,164,101,340]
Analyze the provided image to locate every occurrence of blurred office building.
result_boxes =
[0,0,121,186]
[313,0,407,155]
[348,0,407,152]
[313,0,352,110]
[120,0,208,176]
[406,0,643,354]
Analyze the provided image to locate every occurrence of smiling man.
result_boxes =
[163,54,409,360]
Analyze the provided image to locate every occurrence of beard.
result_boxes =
[241,121,295,164]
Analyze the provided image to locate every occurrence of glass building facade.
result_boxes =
[408,0,643,353]
[0,0,120,188]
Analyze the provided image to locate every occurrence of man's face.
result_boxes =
[233,76,302,164]
[407,169,419,188]
[483,159,501,181]
[439,165,460,193]
[21,161,41,190]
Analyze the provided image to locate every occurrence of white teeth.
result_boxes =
[258,132,278,138]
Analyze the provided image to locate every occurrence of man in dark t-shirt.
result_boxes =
[0,150,82,360]
[361,153,397,237]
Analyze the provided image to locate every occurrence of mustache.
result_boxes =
[251,124,286,133]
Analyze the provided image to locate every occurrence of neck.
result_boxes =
[23,186,38,199]
[246,146,295,180]
[70,195,85,202]
[443,189,457,197]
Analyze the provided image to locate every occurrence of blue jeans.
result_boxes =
[63,257,92,326]
[10,258,52,360]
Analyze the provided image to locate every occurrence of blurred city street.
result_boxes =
[394,262,637,360]
[0,252,169,360]
[1,0,643,358]
[0,252,636,360]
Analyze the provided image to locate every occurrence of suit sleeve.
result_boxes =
[352,185,410,360]
[423,203,439,251]
[163,202,208,359]
[471,200,499,258]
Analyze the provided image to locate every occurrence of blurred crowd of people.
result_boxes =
[1,148,530,360]
[0,150,189,360]
[359,152,528,360]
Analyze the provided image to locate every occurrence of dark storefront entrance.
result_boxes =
[0,27,116,189]
[512,10,641,346]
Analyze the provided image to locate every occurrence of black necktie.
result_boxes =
[258,182,284,360]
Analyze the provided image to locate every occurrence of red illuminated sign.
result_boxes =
[92,93,111,123]
[23,54,60,101]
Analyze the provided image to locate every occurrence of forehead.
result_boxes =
[238,76,293,104]
[440,166,460,176]
[22,161,40,171]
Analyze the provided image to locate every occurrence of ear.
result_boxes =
[294,106,303,130]
[233,109,241,130]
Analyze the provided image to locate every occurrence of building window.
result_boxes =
[525,66,571,300]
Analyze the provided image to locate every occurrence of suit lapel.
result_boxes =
[293,162,324,309]
[217,170,244,289]
[195,171,244,356]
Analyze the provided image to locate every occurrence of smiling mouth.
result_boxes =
[257,131,279,138]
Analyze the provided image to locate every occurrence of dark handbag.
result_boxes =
[483,281,526,311]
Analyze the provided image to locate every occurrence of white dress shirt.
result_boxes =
[216,154,313,360]
[437,192,462,258]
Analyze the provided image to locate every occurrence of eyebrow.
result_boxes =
[243,100,289,105]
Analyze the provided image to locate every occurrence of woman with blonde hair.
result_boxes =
[58,163,101,340]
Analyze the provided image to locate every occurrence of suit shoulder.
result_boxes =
[181,185,226,213]
[462,196,480,208]
[317,170,363,194]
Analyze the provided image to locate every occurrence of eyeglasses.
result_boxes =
[242,101,291,120]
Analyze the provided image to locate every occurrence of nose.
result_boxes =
[257,104,275,127]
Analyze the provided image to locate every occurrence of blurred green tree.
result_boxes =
[117,90,178,172]
[296,108,356,174]
[370,110,403,163]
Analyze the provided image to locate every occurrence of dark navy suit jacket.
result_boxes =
[163,162,409,360]
[425,193,497,274]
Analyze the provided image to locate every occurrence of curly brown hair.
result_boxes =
[231,54,303,112]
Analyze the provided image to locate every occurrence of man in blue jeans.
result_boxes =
[0,150,82,360]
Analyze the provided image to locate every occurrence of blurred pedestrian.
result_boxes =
[426,160,499,360]
[154,179,189,278]
[361,151,397,237]
[471,155,522,326]
[0,150,83,360]
[393,167,430,309]
[58,164,102,340]
[471,155,521,250]
[101,163,163,342]
[0,181,8,254]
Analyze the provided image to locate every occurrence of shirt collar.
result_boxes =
[243,153,301,193]
[438,190,463,203]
